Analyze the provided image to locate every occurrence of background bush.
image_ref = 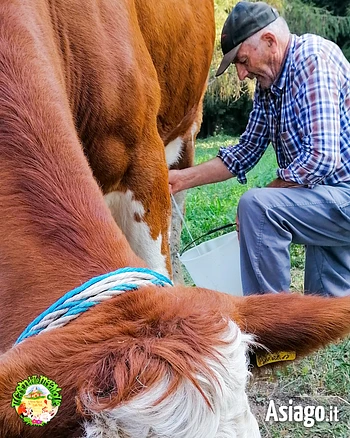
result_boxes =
[200,0,350,137]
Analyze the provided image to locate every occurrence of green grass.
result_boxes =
[180,135,350,437]
[181,134,305,273]
[182,135,275,239]
[252,338,350,437]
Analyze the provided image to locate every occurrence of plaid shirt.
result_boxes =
[218,34,350,186]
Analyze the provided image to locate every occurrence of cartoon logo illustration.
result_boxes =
[12,375,62,426]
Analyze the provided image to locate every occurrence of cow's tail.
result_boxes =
[232,293,350,359]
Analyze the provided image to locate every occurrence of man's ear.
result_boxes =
[261,31,277,51]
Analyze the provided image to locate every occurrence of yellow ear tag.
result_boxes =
[256,350,296,367]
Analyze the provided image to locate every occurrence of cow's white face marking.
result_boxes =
[165,136,183,167]
[104,190,168,278]
[82,321,260,438]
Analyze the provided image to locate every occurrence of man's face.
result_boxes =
[233,38,279,89]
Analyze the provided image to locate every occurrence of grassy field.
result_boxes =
[179,135,350,437]
[181,135,305,276]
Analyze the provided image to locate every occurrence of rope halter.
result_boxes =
[15,267,173,345]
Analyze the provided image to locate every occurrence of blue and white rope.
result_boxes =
[15,267,173,345]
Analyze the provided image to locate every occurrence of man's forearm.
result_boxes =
[169,157,234,193]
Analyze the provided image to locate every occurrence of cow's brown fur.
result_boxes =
[1,1,350,437]
[1,288,350,437]
[0,0,215,282]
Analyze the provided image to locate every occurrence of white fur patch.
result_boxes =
[82,321,260,438]
[104,190,168,277]
[165,121,198,168]
[165,136,183,167]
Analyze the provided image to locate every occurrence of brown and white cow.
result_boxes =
[1,1,350,437]
[0,0,215,281]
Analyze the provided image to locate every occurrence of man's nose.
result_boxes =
[235,63,249,81]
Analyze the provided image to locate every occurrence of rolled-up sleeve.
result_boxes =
[217,92,270,184]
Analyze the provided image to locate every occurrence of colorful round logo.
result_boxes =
[12,375,62,426]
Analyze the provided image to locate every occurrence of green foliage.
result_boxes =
[310,0,349,17]
[341,40,350,60]
[283,0,350,41]
[206,0,250,108]
[202,0,350,137]
[200,87,253,137]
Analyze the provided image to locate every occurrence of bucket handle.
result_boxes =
[180,223,236,255]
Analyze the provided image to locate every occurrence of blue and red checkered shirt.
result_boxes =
[218,34,350,187]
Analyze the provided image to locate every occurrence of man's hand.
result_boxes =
[168,169,183,194]
[267,178,304,188]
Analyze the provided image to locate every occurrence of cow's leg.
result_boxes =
[166,122,197,284]
[170,190,186,284]
[104,137,171,278]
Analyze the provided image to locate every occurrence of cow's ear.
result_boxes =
[233,293,350,359]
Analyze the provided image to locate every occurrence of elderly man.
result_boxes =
[169,1,350,297]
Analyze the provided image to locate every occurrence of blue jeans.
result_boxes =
[237,182,350,297]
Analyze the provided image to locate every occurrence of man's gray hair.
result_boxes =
[245,16,290,47]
